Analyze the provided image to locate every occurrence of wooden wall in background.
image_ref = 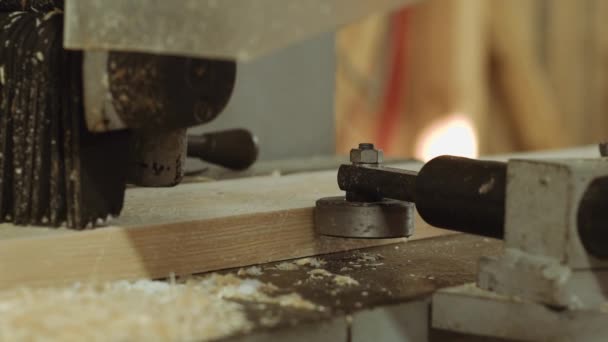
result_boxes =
[335,0,608,157]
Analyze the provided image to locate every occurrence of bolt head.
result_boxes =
[350,147,383,164]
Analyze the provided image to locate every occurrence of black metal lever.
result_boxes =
[338,156,507,239]
[187,129,259,171]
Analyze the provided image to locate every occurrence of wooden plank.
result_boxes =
[393,0,489,156]
[334,13,390,153]
[589,0,608,141]
[489,0,567,150]
[0,162,450,290]
[546,0,587,144]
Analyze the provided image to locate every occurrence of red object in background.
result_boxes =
[376,9,410,153]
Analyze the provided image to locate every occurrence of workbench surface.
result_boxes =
[221,234,503,341]
[0,234,504,341]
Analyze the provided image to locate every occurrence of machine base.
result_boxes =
[432,283,608,342]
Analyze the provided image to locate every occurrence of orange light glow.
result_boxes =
[414,114,478,162]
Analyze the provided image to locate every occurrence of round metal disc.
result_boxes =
[314,196,415,238]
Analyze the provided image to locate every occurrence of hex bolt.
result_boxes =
[350,143,384,165]
[346,143,384,202]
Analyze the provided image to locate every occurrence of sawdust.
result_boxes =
[0,273,321,341]
[347,252,385,268]
[333,275,360,287]
[306,268,360,287]
[0,278,251,341]
[273,261,300,271]
[237,265,264,276]
[204,274,322,311]
[270,257,326,271]
[308,268,334,279]
[294,257,326,268]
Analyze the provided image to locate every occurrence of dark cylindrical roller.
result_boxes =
[128,129,187,187]
[188,129,259,170]
[108,52,236,131]
[577,176,608,259]
[415,156,506,239]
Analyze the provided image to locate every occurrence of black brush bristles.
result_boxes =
[0,9,130,229]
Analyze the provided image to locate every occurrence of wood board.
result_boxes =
[0,162,450,290]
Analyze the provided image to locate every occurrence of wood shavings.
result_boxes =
[345,252,385,269]
[306,268,360,288]
[357,252,384,263]
[273,261,300,271]
[260,316,281,327]
[308,268,333,279]
[237,266,264,276]
[294,257,326,268]
[270,257,326,272]
[0,273,322,341]
[0,278,252,342]
[333,275,360,287]
[202,274,322,311]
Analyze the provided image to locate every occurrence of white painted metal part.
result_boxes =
[433,284,608,342]
[64,0,419,61]
[433,158,608,340]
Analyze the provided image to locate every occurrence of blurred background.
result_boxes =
[336,0,608,161]
[195,0,608,163]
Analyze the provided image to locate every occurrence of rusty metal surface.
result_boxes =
[107,52,236,131]
[63,0,419,61]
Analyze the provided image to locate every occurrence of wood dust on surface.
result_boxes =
[0,272,321,342]
[0,252,382,342]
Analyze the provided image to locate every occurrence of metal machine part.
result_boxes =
[315,197,414,238]
[341,157,507,238]
[187,129,259,171]
[0,1,240,228]
[432,155,608,341]
[329,147,507,239]
[64,0,420,61]
[0,8,130,229]
[128,129,187,187]
[315,144,415,238]
[83,51,237,133]
[1,0,419,230]
[327,142,608,244]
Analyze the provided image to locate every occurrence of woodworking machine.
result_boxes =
[0,0,417,228]
[314,142,608,341]
[5,1,608,340]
